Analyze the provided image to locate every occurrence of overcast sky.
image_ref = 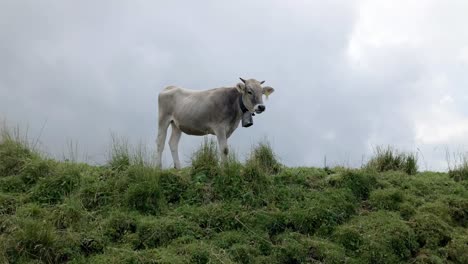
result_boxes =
[1,0,468,170]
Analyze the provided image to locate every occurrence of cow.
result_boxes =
[156,78,275,169]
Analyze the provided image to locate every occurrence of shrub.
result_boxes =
[366,146,418,175]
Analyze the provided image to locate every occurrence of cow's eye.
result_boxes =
[247,90,253,95]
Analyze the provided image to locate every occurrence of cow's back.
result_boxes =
[158,86,241,136]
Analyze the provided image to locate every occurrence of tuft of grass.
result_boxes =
[107,135,131,172]
[334,211,418,263]
[191,137,220,178]
[286,189,358,235]
[448,154,468,182]
[159,170,190,205]
[49,197,85,230]
[366,146,418,175]
[327,169,378,200]
[0,194,18,215]
[226,154,271,206]
[103,211,138,242]
[246,141,282,175]
[272,232,349,263]
[30,163,81,204]
[409,212,452,249]
[445,230,468,264]
[0,128,38,177]
[135,216,202,249]
[124,165,166,215]
[3,218,80,263]
[447,197,468,228]
[369,188,405,211]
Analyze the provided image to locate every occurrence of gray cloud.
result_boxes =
[1,0,467,170]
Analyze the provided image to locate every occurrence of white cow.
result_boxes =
[156,78,275,169]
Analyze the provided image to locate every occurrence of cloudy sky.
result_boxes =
[1,0,468,170]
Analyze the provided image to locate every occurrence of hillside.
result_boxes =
[0,135,467,264]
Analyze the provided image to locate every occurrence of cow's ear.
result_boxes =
[236,83,246,93]
[263,86,274,99]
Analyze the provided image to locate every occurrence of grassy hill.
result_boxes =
[0,133,467,263]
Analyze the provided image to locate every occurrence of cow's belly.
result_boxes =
[173,119,214,136]
[179,124,213,136]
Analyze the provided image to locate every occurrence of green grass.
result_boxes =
[0,132,467,263]
[366,145,418,175]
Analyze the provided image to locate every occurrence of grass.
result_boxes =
[0,131,467,263]
[448,153,468,182]
[366,145,418,175]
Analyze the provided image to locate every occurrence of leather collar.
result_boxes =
[239,95,249,114]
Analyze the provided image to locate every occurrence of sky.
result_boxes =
[1,0,468,170]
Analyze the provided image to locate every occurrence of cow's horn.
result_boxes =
[260,80,265,84]
[239,77,246,84]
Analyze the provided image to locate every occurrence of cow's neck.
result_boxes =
[239,95,249,114]
[236,91,254,128]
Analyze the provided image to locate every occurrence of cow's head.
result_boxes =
[236,77,275,114]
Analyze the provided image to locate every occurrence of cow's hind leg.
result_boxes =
[156,116,171,168]
[169,123,182,169]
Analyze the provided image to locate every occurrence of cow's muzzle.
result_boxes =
[254,104,266,114]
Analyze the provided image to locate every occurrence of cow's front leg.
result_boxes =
[215,130,228,163]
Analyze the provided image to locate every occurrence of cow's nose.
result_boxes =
[258,105,266,112]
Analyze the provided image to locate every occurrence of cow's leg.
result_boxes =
[215,130,228,163]
[156,117,171,168]
[169,123,182,169]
